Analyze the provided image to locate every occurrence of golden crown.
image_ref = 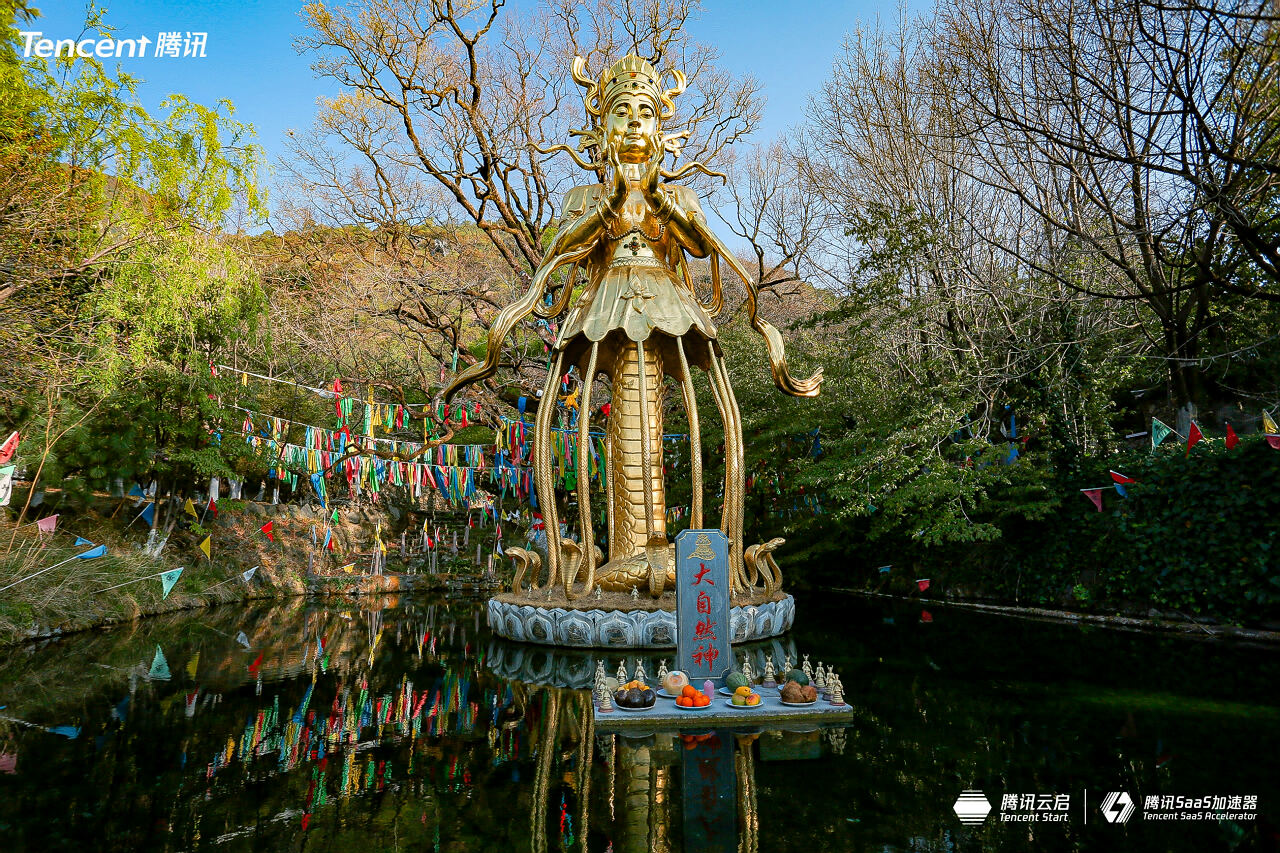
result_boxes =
[571,54,686,122]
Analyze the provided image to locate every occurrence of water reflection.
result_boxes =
[0,594,1276,852]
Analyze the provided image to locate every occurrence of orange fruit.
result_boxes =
[695,694,710,707]
[746,694,761,706]
[681,685,697,698]
[676,697,689,707]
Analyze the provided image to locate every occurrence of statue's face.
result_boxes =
[604,91,659,163]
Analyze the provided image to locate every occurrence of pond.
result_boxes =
[0,592,1276,852]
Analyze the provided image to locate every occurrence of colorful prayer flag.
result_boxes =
[198,536,211,559]
[1264,411,1278,435]
[0,431,18,464]
[77,544,106,559]
[159,567,184,599]
[242,566,257,583]
[1110,470,1136,484]
[916,578,931,592]
[207,497,217,517]
[73,536,92,546]
[0,464,13,507]
[138,503,155,526]
[1187,421,1203,456]
[1081,488,1104,511]
[35,514,58,534]
[260,521,274,542]
[878,565,892,574]
[149,645,171,681]
[1151,418,1173,449]
[1226,423,1239,450]
[184,498,197,517]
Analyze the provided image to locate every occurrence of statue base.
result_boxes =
[486,590,795,648]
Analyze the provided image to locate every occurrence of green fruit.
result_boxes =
[786,669,809,687]
[732,694,746,706]
[725,671,749,690]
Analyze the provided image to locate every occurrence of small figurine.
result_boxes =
[802,654,813,682]
[829,674,846,706]
[545,587,553,601]
[617,660,628,682]
[762,655,777,688]
[630,586,639,601]
[595,659,607,691]
[598,686,614,713]
[594,586,602,601]
[634,660,646,683]
[815,662,828,692]
[741,655,754,683]
[827,728,847,755]
[657,660,668,683]
[783,653,793,674]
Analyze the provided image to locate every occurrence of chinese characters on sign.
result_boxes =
[998,793,1071,822]
[675,530,731,682]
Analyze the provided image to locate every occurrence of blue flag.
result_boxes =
[77,544,107,559]
[159,567,183,599]
[310,471,326,508]
[74,536,92,546]
[149,645,171,680]
[139,503,155,525]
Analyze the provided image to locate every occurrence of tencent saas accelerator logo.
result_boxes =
[953,790,993,824]
[1101,791,1136,824]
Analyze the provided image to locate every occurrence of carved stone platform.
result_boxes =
[486,593,795,648]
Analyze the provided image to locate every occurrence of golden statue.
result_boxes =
[445,54,820,603]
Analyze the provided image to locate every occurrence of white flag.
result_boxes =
[0,465,14,507]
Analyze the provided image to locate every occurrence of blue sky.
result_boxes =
[25,1,894,205]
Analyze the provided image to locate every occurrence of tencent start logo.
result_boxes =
[1101,791,1136,824]
[953,790,993,824]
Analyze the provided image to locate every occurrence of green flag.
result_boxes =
[159,567,184,599]
[1151,418,1174,449]
[149,645,171,680]
[331,508,340,524]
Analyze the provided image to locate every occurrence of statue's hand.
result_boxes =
[605,146,628,214]
[638,136,669,214]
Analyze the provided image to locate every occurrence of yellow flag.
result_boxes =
[1265,411,1278,435]
[199,536,211,559]
[342,563,355,573]
[183,498,196,517]
[186,652,200,678]
[241,371,247,386]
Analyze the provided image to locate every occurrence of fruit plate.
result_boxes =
[717,687,738,696]
[724,698,763,709]
[616,703,656,712]
[675,701,712,710]
[655,688,680,699]
[779,698,817,707]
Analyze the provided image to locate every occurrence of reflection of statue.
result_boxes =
[446,54,820,602]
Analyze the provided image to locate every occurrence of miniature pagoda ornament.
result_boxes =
[443,51,821,648]
[762,654,777,688]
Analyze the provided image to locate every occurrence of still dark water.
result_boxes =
[0,593,1276,852]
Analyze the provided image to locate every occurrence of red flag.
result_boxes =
[260,520,274,542]
[1268,436,1280,450]
[920,609,933,623]
[333,377,343,394]
[35,514,58,534]
[916,578,931,592]
[1109,470,1136,484]
[1081,488,1104,511]
[207,497,217,517]
[0,431,18,464]
[1226,423,1239,450]
[1187,421,1203,456]
[600,403,611,417]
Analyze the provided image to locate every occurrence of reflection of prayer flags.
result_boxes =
[260,521,274,542]
[198,536,211,559]
[1081,488,1104,511]
[184,498,196,517]
[35,515,58,534]
[920,609,933,623]
[0,464,13,506]
[186,652,200,678]
[74,537,91,546]
[916,578,931,592]
[1264,411,1278,435]
[77,544,107,559]
[248,652,263,675]
[46,726,79,739]
[149,645,171,680]
[1151,418,1173,449]
[242,566,257,583]
[1187,421,1203,455]
[159,567,183,599]
[1226,424,1239,450]
[0,431,18,464]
